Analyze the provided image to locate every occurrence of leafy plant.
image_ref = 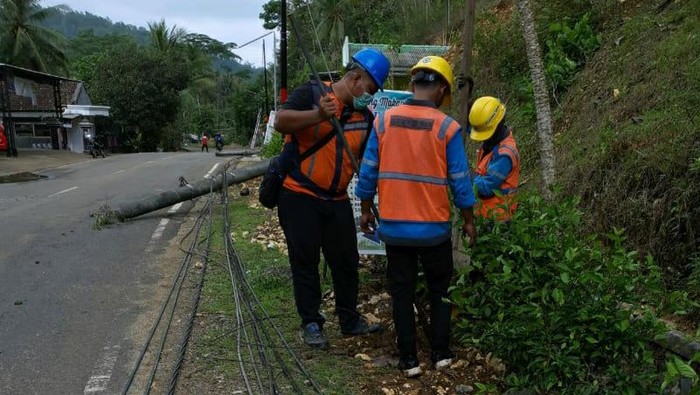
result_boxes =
[450,193,669,393]
[661,355,699,394]
[261,132,284,158]
[544,13,601,96]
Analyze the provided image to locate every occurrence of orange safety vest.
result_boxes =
[283,82,371,200]
[375,103,461,223]
[475,131,519,221]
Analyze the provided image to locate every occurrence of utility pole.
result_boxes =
[280,0,288,103]
[458,0,477,139]
[262,39,269,115]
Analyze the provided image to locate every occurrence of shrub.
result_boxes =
[260,132,284,158]
[450,193,668,393]
[544,13,602,97]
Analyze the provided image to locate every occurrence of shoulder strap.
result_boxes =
[295,80,341,161]
[299,128,336,161]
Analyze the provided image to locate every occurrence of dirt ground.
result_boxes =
[326,257,505,395]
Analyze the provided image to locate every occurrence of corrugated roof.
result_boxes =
[345,41,450,75]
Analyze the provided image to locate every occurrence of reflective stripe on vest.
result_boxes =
[376,105,460,223]
[475,131,520,221]
[283,81,370,199]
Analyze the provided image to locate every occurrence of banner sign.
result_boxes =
[351,90,413,255]
[368,90,413,117]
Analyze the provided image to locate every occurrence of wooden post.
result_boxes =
[457,0,477,138]
[453,0,478,269]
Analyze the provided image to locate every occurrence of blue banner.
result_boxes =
[368,90,413,117]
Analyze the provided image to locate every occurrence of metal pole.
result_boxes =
[262,40,269,115]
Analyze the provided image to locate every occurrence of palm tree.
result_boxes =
[147,19,187,53]
[0,0,69,74]
[517,0,555,199]
[314,0,347,53]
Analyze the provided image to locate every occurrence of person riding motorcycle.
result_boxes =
[214,132,224,151]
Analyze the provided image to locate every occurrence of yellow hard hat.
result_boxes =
[410,56,454,106]
[469,96,505,141]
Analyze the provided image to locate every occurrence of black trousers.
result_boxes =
[278,190,360,330]
[386,240,453,357]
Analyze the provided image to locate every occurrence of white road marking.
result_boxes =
[145,218,170,252]
[112,170,125,175]
[48,186,78,198]
[145,160,155,164]
[204,163,220,179]
[83,344,120,394]
[151,219,169,240]
[168,202,183,214]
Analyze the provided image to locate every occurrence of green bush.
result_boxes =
[260,132,284,158]
[544,13,602,97]
[450,193,668,393]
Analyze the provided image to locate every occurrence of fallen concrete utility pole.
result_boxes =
[214,149,259,157]
[114,159,270,221]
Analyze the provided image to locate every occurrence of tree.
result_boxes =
[259,0,282,30]
[147,19,187,53]
[314,0,347,53]
[0,0,69,74]
[89,41,190,151]
[517,0,555,199]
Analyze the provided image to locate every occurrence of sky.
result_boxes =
[42,0,275,67]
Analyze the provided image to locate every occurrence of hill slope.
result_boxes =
[465,0,699,295]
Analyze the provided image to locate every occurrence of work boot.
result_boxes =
[340,317,382,336]
[300,322,329,349]
[431,349,455,370]
[398,354,422,378]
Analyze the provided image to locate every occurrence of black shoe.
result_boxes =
[399,354,422,378]
[431,349,455,370]
[340,317,382,336]
[300,322,329,349]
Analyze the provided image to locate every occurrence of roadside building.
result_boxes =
[0,63,109,157]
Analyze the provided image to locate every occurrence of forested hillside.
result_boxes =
[40,6,252,73]
[41,6,150,43]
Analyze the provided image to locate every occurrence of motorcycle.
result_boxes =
[88,137,106,158]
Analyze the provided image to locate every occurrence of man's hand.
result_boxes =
[318,96,337,120]
[360,212,376,233]
[462,221,477,247]
[460,208,477,247]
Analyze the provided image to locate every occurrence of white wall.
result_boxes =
[67,119,84,153]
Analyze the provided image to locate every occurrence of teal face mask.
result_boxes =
[346,78,374,111]
[353,92,373,110]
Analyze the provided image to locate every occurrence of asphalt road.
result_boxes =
[0,152,229,394]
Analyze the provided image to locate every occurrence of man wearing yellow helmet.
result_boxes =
[469,96,520,221]
[356,56,477,378]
